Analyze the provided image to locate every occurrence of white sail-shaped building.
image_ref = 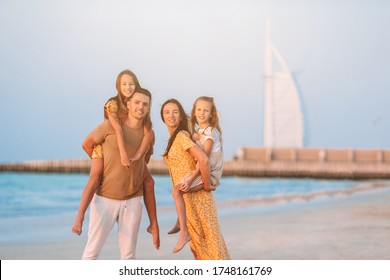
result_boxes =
[263,22,304,147]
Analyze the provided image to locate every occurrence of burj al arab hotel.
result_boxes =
[263,21,304,148]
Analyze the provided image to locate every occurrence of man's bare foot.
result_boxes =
[147,225,160,250]
[173,233,191,253]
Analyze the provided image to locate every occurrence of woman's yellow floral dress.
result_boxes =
[164,131,230,260]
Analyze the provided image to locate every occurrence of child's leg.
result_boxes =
[167,218,180,234]
[167,173,204,234]
[143,168,160,250]
[72,158,103,235]
[172,185,191,253]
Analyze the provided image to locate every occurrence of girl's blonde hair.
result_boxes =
[190,96,222,135]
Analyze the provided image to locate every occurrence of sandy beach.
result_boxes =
[1,185,390,260]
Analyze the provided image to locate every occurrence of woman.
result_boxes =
[160,98,230,260]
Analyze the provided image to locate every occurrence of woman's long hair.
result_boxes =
[160,98,190,157]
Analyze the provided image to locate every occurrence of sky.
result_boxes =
[1,0,389,163]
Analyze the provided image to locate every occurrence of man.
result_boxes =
[81,89,152,259]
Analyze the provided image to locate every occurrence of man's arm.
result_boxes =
[82,132,98,158]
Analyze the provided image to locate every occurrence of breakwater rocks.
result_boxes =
[1,154,390,179]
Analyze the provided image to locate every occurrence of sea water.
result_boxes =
[0,172,356,219]
[0,172,368,244]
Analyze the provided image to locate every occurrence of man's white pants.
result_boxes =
[82,194,143,260]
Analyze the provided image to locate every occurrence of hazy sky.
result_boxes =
[1,0,389,163]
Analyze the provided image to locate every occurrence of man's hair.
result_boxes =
[130,88,152,129]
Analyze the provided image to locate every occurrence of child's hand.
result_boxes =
[128,155,141,168]
[175,182,190,193]
[120,153,130,168]
[192,133,201,141]
[180,182,190,192]
[128,152,142,166]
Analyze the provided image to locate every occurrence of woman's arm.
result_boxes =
[179,138,214,191]
[187,145,213,191]
[202,139,213,156]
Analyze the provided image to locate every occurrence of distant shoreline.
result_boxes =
[1,157,390,179]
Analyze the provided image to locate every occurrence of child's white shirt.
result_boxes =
[196,126,222,153]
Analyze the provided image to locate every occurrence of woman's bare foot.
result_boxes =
[167,220,180,235]
[173,233,191,253]
[147,225,160,250]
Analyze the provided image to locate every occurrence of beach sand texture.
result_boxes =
[1,186,390,260]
